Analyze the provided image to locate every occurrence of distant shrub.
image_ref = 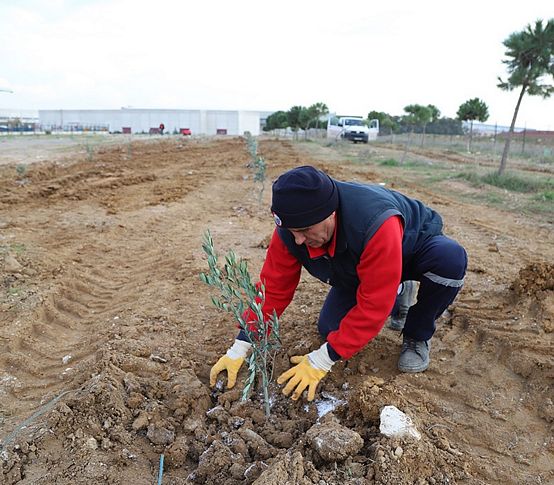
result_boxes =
[379,158,400,166]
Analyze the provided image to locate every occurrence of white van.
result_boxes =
[327,115,379,143]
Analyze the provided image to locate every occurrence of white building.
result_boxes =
[38,108,272,136]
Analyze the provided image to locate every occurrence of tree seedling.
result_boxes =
[200,230,280,416]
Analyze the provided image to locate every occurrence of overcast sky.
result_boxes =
[1,0,553,129]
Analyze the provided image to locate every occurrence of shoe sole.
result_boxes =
[388,321,404,331]
[398,361,429,373]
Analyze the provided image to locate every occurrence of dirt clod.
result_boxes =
[307,421,364,461]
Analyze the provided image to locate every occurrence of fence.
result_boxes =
[375,131,554,164]
[0,117,110,134]
[263,126,554,166]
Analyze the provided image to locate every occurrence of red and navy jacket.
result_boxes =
[241,180,443,360]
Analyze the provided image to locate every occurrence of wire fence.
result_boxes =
[263,127,554,165]
[376,132,554,165]
[0,124,110,134]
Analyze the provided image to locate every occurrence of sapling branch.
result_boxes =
[200,230,280,416]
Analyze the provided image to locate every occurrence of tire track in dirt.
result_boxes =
[0,139,249,441]
[0,252,137,421]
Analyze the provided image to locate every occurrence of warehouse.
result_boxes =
[38,108,270,136]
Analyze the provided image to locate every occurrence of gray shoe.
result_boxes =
[388,281,417,331]
[398,336,430,373]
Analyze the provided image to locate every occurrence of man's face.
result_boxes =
[288,212,336,248]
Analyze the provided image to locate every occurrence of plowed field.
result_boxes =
[0,136,552,484]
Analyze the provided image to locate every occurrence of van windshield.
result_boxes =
[344,119,364,126]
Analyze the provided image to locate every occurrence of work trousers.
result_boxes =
[318,234,467,349]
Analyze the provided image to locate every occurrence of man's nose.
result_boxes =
[293,233,306,245]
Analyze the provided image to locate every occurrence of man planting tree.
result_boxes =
[210,166,467,401]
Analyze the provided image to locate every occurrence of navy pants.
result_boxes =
[318,235,467,353]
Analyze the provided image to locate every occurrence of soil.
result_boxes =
[0,136,552,484]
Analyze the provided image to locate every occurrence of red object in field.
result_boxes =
[180,128,191,135]
[216,128,227,135]
[122,127,131,134]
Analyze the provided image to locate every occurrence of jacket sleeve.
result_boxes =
[238,229,302,339]
[326,216,403,359]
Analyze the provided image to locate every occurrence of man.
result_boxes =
[210,166,467,401]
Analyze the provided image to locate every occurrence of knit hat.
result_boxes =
[271,166,339,228]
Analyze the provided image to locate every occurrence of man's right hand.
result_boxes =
[209,355,245,389]
[209,339,251,389]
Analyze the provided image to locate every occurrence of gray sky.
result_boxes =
[1,0,553,129]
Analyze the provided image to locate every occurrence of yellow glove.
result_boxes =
[209,339,251,389]
[277,355,328,402]
[209,355,244,389]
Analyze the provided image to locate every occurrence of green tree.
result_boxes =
[309,102,329,129]
[367,111,398,135]
[403,104,433,146]
[300,106,316,132]
[457,98,490,151]
[264,111,288,131]
[497,19,554,175]
[287,106,305,133]
[427,105,441,123]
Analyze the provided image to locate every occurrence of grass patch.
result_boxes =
[0,243,26,255]
[11,243,26,254]
[456,171,553,194]
[455,171,484,186]
[379,158,400,166]
[482,172,552,193]
[533,190,554,202]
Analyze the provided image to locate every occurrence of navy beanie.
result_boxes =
[271,166,339,228]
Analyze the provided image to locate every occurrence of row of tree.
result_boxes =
[264,103,329,133]
[367,97,489,148]
[265,98,489,149]
[264,19,553,174]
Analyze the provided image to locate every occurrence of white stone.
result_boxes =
[379,405,421,440]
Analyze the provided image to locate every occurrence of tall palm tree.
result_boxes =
[497,19,554,175]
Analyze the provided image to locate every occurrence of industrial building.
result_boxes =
[37,108,271,136]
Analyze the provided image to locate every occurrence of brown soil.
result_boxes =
[0,137,552,484]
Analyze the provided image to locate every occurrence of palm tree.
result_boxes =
[497,19,554,175]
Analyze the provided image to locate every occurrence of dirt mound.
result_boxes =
[511,261,554,296]
[1,137,552,484]
[510,261,554,332]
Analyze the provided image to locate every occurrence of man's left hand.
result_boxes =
[277,355,328,401]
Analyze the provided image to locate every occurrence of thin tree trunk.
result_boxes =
[468,121,473,152]
[499,84,526,175]
[401,129,413,164]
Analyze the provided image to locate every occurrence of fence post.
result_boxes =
[493,123,497,156]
